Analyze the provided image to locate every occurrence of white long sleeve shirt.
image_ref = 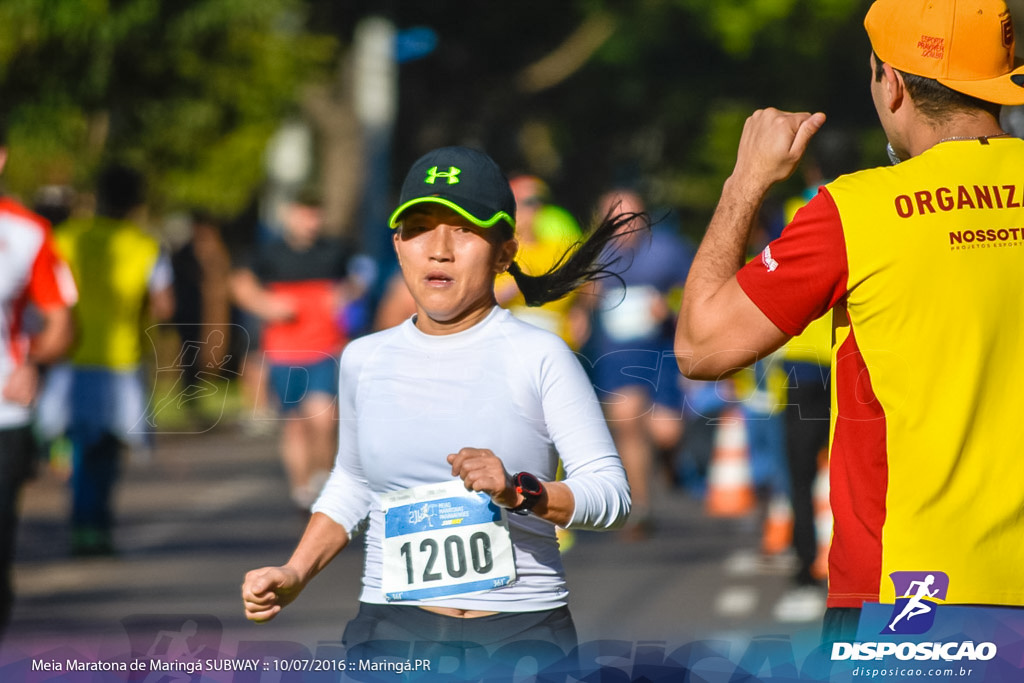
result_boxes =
[312,306,629,612]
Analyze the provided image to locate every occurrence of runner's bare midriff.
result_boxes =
[417,606,499,618]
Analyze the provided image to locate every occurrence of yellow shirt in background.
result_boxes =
[56,217,161,370]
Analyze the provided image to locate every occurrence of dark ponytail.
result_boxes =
[506,208,649,307]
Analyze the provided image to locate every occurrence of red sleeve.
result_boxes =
[27,235,77,310]
[736,187,849,336]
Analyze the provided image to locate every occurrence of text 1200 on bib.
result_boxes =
[380,480,516,601]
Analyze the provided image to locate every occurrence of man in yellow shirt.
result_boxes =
[675,0,1024,643]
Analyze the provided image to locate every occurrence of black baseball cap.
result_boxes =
[388,146,516,230]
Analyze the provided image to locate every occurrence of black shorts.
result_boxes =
[341,602,577,680]
[822,607,862,646]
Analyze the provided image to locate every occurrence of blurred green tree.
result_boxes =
[0,0,955,234]
[0,0,335,216]
[384,0,878,234]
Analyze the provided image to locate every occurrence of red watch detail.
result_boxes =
[510,472,544,515]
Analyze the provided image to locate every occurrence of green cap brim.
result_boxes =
[387,197,515,230]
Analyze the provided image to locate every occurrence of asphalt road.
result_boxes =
[1,420,828,680]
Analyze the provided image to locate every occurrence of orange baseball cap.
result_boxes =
[865,0,1024,105]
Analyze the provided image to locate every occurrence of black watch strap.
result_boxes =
[509,472,544,515]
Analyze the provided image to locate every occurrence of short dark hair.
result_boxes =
[873,52,1002,122]
[96,164,146,218]
[808,127,860,181]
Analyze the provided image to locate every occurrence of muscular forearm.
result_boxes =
[675,175,767,370]
[675,108,825,379]
[684,174,765,305]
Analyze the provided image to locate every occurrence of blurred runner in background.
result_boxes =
[230,188,361,510]
[0,118,76,636]
[45,164,174,556]
[584,189,693,539]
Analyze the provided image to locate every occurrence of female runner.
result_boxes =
[242,146,637,671]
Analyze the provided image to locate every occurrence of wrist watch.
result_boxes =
[509,472,545,515]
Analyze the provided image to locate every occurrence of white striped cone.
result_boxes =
[705,407,756,517]
[811,450,832,580]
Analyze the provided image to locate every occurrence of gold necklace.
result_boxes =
[937,132,1012,144]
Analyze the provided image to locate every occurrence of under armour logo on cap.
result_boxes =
[388,146,516,230]
[424,166,461,185]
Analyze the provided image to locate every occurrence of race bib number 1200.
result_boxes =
[380,480,516,601]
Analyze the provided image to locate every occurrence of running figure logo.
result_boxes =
[409,502,437,528]
[884,571,949,635]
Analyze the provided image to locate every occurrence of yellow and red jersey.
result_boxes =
[737,137,1024,608]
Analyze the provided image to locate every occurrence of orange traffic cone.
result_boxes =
[762,493,794,555]
[705,407,756,517]
[811,449,832,580]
